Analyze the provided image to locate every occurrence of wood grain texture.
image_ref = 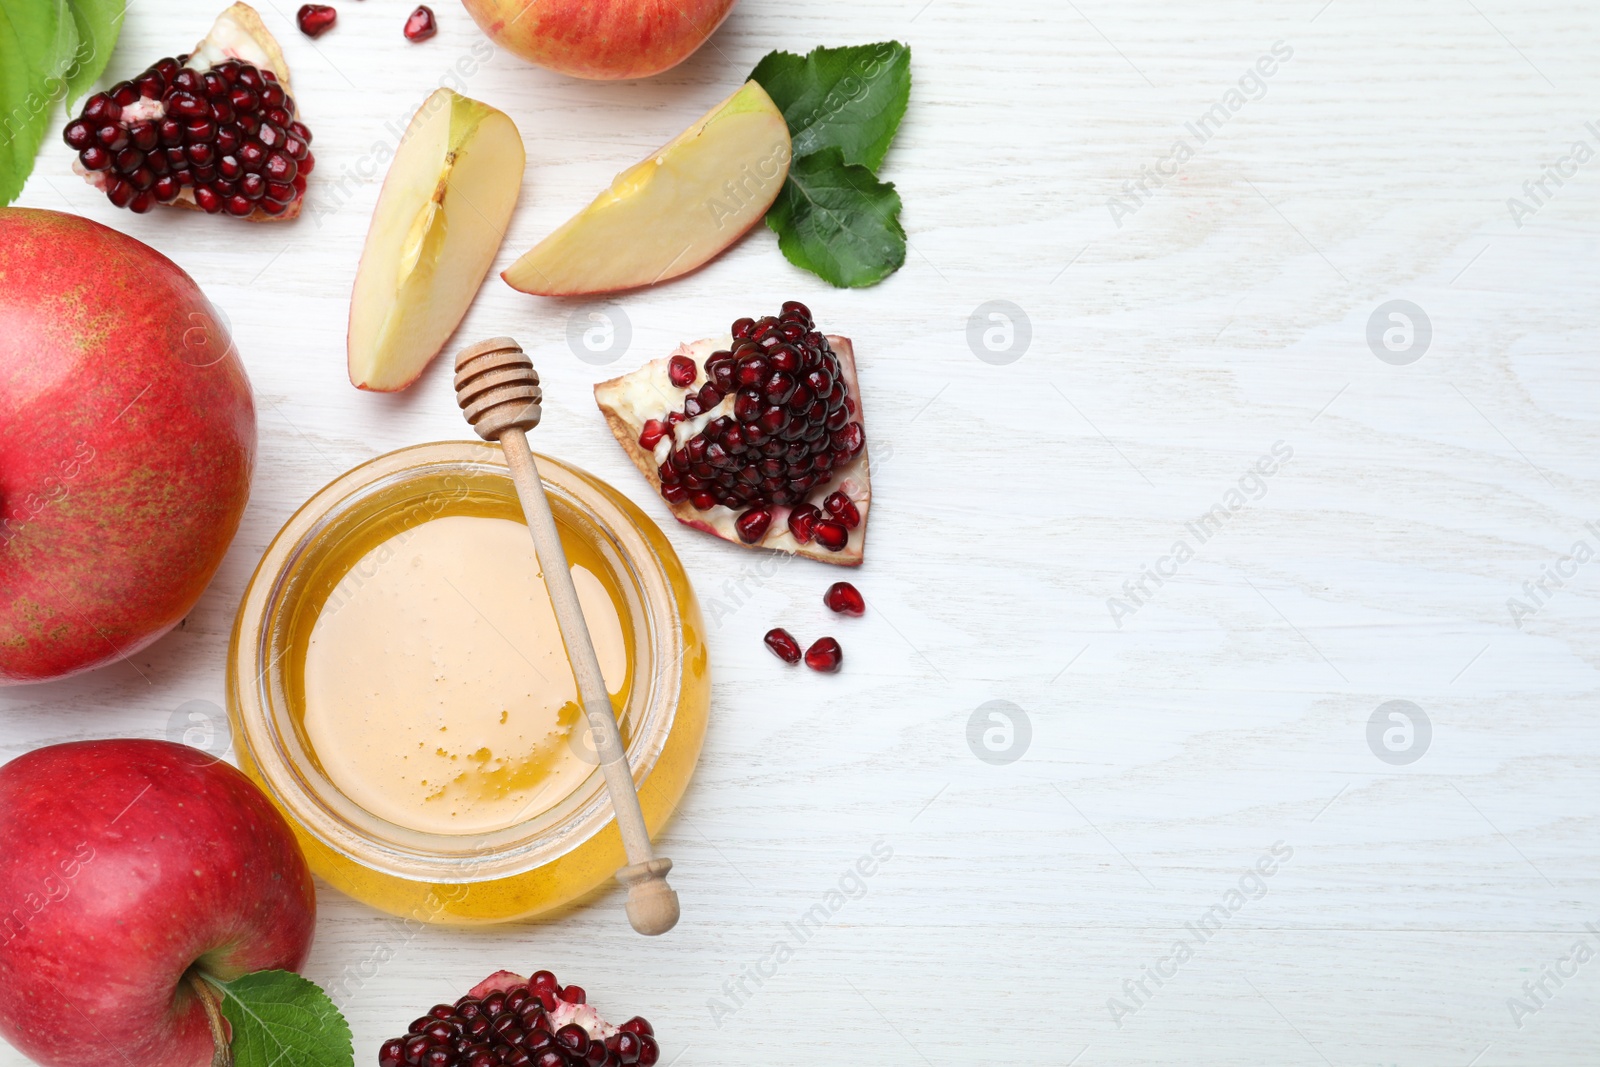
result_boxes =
[6,0,1600,1063]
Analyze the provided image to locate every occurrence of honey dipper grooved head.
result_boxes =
[455,337,542,441]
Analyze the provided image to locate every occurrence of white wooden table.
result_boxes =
[7,0,1600,1063]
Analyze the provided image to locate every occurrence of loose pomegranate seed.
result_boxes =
[813,520,849,552]
[297,4,337,37]
[735,508,772,543]
[824,581,865,616]
[559,985,586,1005]
[764,627,801,663]
[404,4,438,40]
[804,636,843,673]
[667,353,697,388]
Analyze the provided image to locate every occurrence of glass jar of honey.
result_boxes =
[227,442,708,924]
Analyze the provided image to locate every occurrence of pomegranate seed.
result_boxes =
[764,628,801,664]
[735,508,771,543]
[780,300,812,324]
[297,4,337,37]
[824,491,861,528]
[824,581,865,616]
[619,1017,654,1037]
[813,520,849,552]
[404,5,438,41]
[559,985,586,1005]
[668,354,697,388]
[637,1035,660,1066]
[804,636,843,673]
[787,503,821,543]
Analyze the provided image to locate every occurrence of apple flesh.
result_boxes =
[0,739,316,1067]
[459,0,737,80]
[348,89,525,392]
[502,80,789,297]
[0,208,256,684]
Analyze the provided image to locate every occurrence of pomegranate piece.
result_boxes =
[296,3,336,37]
[804,636,843,673]
[594,303,871,565]
[404,5,438,41]
[380,970,660,1067]
[823,581,865,616]
[764,627,802,663]
[64,4,314,222]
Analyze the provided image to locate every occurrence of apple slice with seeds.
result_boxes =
[348,88,524,392]
[502,80,790,296]
[595,302,870,565]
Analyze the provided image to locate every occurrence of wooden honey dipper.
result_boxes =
[454,337,679,936]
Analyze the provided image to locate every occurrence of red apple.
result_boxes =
[0,208,256,685]
[0,739,317,1067]
[460,0,738,80]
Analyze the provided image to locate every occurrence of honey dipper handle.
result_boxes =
[497,431,680,937]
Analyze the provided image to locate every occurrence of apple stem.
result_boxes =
[186,972,235,1067]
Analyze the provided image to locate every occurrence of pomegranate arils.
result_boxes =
[735,508,772,543]
[405,5,439,41]
[297,3,337,37]
[813,521,849,552]
[639,304,863,548]
[667,354,697,388]
[764,627,802,663]
[804,636,843,673]
[824,581,865,616]
[824,491,860,528]
[383,971,654,1067]
[65,47,313,220]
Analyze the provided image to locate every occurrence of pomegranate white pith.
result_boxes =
[64,3,312,221]
[595,310,870,566]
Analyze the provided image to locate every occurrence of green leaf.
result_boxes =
[766,149,906,289]
[0,0,78,205]
[64,0,125,107]
[750,42,910,173]
[216,970,354,1067]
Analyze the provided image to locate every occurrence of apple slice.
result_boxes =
[348,89,525,392]
[502,80,790,296]
[595,322,870,566]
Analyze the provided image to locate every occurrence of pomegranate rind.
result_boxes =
[466,970,528,999]
[463,971,622,1040]
[595,334,870,566]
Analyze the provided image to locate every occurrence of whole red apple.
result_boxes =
[460,0,738,80]
[0,208,256,685]
[0,739,317,1067]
